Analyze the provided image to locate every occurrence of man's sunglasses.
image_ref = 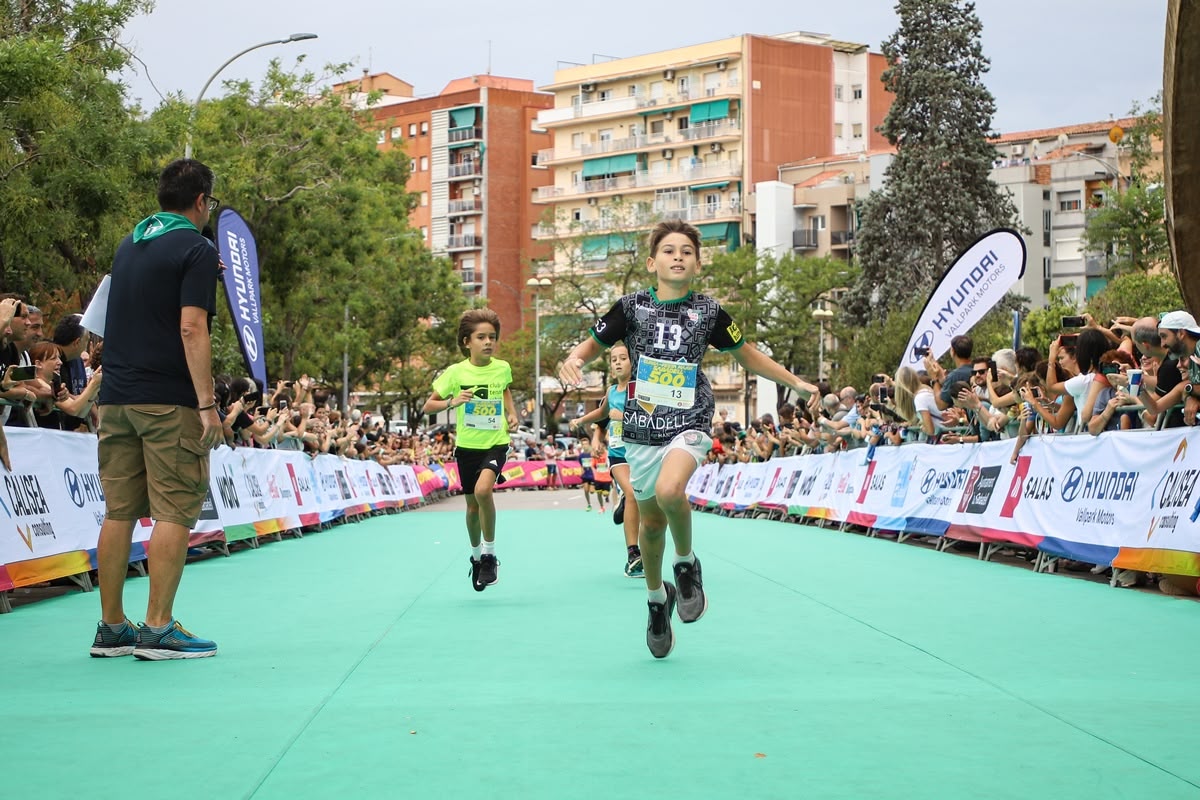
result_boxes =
[204,195,220,212]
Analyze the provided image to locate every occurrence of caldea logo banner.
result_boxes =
[216,208,267,390]
[900,228,1027,369]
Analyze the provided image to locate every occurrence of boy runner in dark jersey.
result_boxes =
[560,220,817,658]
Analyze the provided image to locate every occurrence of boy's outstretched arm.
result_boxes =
[560,337,603,387]
[731,343,817,401]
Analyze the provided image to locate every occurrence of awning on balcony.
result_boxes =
[449,108,476,129]
[582,153,638,177]
[689,181,729,191]
[638,105,685,116]
[695,222,731,242]
[581,234,636,260]
[688,99,730,124]
[448,140,477,149]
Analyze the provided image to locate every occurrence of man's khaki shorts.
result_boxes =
[98,405,210,528]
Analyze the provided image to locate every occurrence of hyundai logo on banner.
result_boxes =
[216,208,267,391]
[1060,467,1084,502]
[899,229,1026,368]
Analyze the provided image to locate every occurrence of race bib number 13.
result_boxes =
[635,355,697,409]
[463,399,502,430]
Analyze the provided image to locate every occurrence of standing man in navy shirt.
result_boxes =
[90,159,224,661]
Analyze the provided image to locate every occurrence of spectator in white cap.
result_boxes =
[1140,310,1200,426]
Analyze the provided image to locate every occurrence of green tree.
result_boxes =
[0,0,160,302]
[845,0,1019,325]
[1021,285,1077,355]
[164,59,465,405]
[1080,96,1170,275]
[1085,272,1183,324]
[703,249,855,407]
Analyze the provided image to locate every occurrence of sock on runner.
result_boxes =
[471,544,482,560]
[674,551,696,567]
[647,585,668,604]
[481,540,495,556]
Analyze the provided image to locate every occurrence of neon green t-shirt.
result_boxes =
[432,357,513,450]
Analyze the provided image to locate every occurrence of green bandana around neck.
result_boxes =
[132,212,198,242]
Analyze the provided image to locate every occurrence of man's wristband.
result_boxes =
[198,403,216,411]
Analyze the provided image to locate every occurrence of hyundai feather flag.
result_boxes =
[900,228,1026,369]
[216,208,267,390]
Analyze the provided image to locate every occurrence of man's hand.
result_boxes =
[199,408,223,448]
[1185,395,1199,427]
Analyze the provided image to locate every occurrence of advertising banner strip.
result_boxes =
[215,208,268,391]
[900,228,1027,370]
[0,430,440,591]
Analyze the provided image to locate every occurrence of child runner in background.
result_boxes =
[591,428,611,514]
[579,439,597,511]
[422,308,519,592]
[570,343,643,578]
[560,220,817,658]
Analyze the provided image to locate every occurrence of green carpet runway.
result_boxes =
[5,507,1200,799]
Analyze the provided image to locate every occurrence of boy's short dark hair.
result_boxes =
[950,335,974,360]
[648,219,701,257]
[457,308,502,356]
[158,158,215,213]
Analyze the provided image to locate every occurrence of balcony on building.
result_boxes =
[448,160,483,180]
[537,114,741,167]
[447,233,481,251]
[535,159,742,202]
[448,197,483,215]
[447,106,482,146]
[793,229,819,250]
[535,77,740,128]
[830,229,855,248]
[578,220,741,260]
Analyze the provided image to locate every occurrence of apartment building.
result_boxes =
[991,117,1159,303]
[336,72,554,329]
[530,32,890,268]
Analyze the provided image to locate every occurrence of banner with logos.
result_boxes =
[900,228,1027,370]
[490,460,583,490]
[0,430,435,592]
[687,429,1200,577]
[216,208,268,392]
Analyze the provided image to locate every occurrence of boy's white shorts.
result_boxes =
[624,430,712,501]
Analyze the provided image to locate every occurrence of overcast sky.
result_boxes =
[119,1,1167,134]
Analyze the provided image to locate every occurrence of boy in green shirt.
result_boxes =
[423,309,519,590]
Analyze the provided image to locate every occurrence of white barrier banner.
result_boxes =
[0,432,426,590]
[388,464,424,505]
[685,429,1200,575]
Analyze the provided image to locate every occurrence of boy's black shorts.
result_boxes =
[456,445,509,495]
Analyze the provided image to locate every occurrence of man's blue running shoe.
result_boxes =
[90,619,138,657]
[134,620,218,660]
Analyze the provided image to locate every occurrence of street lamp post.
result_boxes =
[1073,151,1125,190]
[526,276,552,440]
[812,307,834,382]
[184,33,318,159]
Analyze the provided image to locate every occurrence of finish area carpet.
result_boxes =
[5,507,1199,799]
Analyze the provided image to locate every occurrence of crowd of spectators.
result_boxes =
[703,307,1200,599]
[0,293,441,470]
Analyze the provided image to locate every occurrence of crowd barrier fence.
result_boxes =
[0,428,592,612]
[686,428,1200,578]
